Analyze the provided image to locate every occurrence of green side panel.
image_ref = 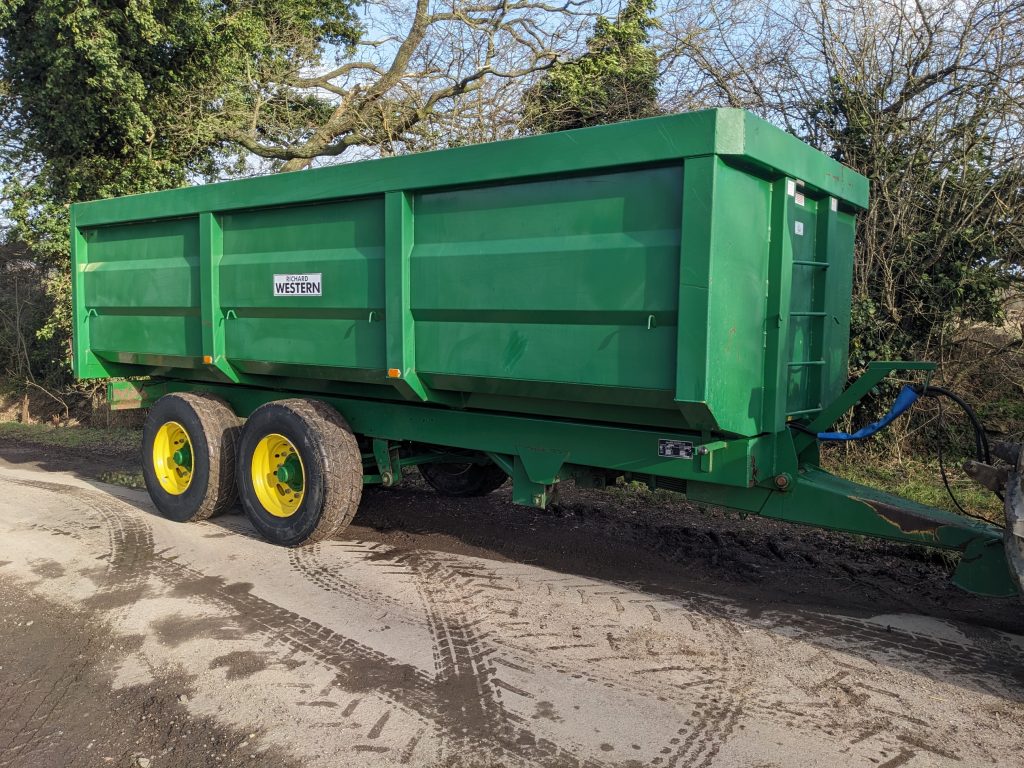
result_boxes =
[72,108,868,440]
[218,198,386,380]
[410,166,682,408]
[83,217,202,367]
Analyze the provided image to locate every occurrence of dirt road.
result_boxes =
[0,449,1022,768]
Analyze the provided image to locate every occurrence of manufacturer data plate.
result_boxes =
[658,439,694,459]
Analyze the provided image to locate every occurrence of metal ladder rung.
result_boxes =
[788,360,826,367]
[790,311,827,317]
[792,260,829,268]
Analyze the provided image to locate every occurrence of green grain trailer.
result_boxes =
[71,108,1022,598]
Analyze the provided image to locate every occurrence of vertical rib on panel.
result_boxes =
[199,212,237,382]
[70,208,98,378]
[763,178,796,432]
[675,155,717,432]
[384,191,430,401]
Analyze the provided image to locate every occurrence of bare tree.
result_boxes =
[658,0,1024,371]
[215,0,610,170]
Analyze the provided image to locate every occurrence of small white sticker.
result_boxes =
[273,273,322,296]
[794,192,805,206]
[830,197,838,212]
[786,179,796,196]
[794,221,804,236]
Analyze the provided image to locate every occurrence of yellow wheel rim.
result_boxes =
[152,421,194,495]
[251,433,305,518]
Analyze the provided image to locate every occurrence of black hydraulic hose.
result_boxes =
[912,384,991,466]
[912,383,1000,520]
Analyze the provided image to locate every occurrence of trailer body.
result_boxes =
[72,109,1019,597]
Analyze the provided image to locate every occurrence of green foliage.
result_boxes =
[842,127,1016,367]
[523,0,659,133]
[0,0,360,384]
[1,1,360,200]
[97,469,147,489]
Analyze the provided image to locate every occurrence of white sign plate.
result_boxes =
[273,273,322,297]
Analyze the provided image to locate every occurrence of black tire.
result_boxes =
[418,460,508,497]
[142,393,241,523]
[237,399,362,546]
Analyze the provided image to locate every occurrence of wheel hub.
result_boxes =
[251,433,305,518]
[274,455,301,486]
[152,421,193,496]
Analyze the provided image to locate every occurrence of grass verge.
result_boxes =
[0,421,140,455]
[829,455,1004,525]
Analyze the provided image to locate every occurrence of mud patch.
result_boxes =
[82,582,153,611]
[210,650,271,680]
[170,574,254,600]
[0,574,300,768]
[348,479,1024,635]
[151,612,245,647]
[532,701,562,722]
[28,558,64,579]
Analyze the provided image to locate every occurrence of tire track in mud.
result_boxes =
[739,603,1024,700]
[4,477,592,768]
[522,576,752,767]
[7,477,156,602]
[8,474,1024,766]
[294,542,580,765]
[296,543,752,765]
[290,541,574,760]
[294,540,1024,767]
[449,565,752,767]
[287,544,409,611]
[300,544,707,702]
[375,550,502,740]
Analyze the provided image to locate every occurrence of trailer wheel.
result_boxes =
[419,460,508,497]
[142,393,241,522]
[237,399,362,546]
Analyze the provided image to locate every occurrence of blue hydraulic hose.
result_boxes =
[817,384,920,441]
